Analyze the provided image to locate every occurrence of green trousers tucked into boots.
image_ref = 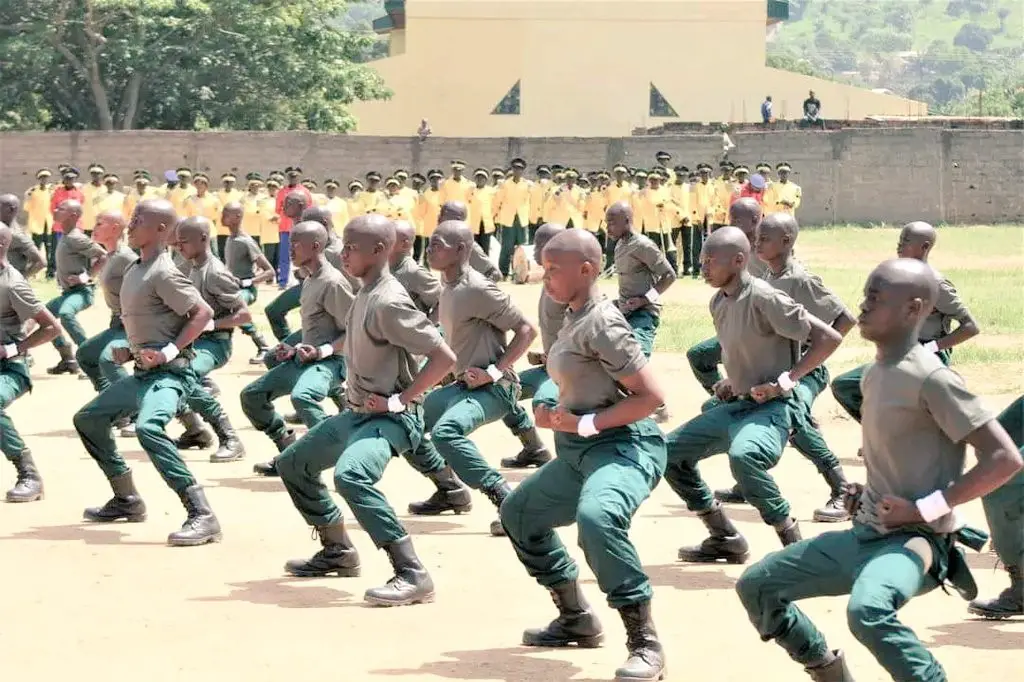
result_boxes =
[984,396,1024,566]
[625,308,660,359]
[414,380,526,491]
[278,408,433,546]
[74,364,199,493]
[498,216,527,279]
[185,334,232,422]
[240,355,345,440]
[501,366,559,432]
[687,336,722,394]
[265,284,302,342]
[47,284,94,348]
[736,525,947,682]
[501,419,666,608]
[789,365,841,474]
[832,349,952,423]
[76,324,129,392]
[0,360,31,460]
[665,396,794,526]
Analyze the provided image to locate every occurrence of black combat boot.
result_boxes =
[83,470,147,522]
[252,429,297,476]
[614,601,666,681]
[174,409,215,450]
[500,427,553,468]
[167,485,222,546]
[46,345,80,375]
[249,332,270,365]
[208,412,246,463]
[522,580,604,647]
[407,465,473,515]
[484,480,512,537]
[713,483,746,504]
[677,501,750,564]
[776,518,803,546]
[284,523,361,577]
[6,449,44,503]
[968,565,1023,619]
[806,650,854,681]
[200,375,221,397]
[364,536,435,607]
[813,466,851,523]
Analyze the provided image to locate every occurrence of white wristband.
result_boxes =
[317,343,334,359]
[922,340,939,354]
[486,364,504,382]
[915,490,952,523]
[577,413,600,438]
[160,343,180,362]
[644,288,661,303]
[203,318,216,332]
[241,278,254,288]
[387,394,406,413]
[776,371,797,392]
[3,343,19,358]
[77,273,91,284]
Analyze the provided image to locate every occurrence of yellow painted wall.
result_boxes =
[352,0,926,137]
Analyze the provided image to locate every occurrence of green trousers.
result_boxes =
[74,364,199,493]
[788,365,841,474]
[736,525,946,681]
[265,284,302,342]
[278,408,438,546]
[0,360,31,460]
[687,336,722,394]
[185,334,232,422]
[665,396,794,525]
[983,396,1024,566]
[626,308,660,359]
[264,330,302,369]
[414,380,527,490]
[832,349,952,423]
[76,324,129,392]
[239,355,346,440]
[238,286,262,339]
[498,216,527,279]
[47,284,94,348]
[501,366,559,431]
[501,419,666,608]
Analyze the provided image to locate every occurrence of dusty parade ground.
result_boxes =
[1,226,1021,681]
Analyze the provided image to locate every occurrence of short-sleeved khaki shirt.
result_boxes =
[0,264,43,344]
[344,271,444,411]
[547,295,647,413]
[120,250,202,353]
[172,249,192,276]
[300,260,354,347]
[7,222,39,276]
[323,236,362,293]
[857,345,993,535]
[712,271,812,395]
[919,271,972,343]
[392,255,441,319]
[538,289,568,354]
[189,256,244,319]
[223,233,262,280]
[439,267,528,375]
[468,243,499,280]
[99,243,139,320]
[614,231,673,314]
[56,229,105,290]
[764,259,849,334]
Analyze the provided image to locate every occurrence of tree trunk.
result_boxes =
[118,71,143,130]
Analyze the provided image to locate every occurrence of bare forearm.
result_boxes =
[214,308,252,330]
[655,271,676,294]
[936,319,979,351]
[789,325,841,382]
[946,452,1022,507]
[401,345,456,403]
[20,322,60,351]
[174,305,213,350]
[496,324,536,372]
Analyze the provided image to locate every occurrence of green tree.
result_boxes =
[0,0,389,132]
[953,22,994,51]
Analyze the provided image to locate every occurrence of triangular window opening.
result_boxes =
[492,80,521,115]
[649,83,678,117]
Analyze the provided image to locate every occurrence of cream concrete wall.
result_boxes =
[352,0,926,137]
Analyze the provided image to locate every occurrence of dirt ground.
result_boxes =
[1,281,1020,682]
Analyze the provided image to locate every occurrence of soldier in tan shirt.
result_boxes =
[500,229,668,682]
[276,215,457,607]
[737,258,1021,682]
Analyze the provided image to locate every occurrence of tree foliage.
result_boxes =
[0,0,390,132]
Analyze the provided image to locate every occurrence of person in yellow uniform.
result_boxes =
[407,172,426,240]
[413,170,443,263]
[756,163,774,192]
[633,169,674,270]
[357,172,386,215]
[764,162,802,216]
[384,176,417,227]
[528,165,553,244]
[544,168,584,230]
[24,169,53,252]
[304,179,327,208]
[467,168,498,254]
[439,160,473,206]
[582,172,609,262]
[184,173,225,255]
[711,161,736,230]
[655,151,677,185]
[689,163,715,279]
[665,164,691,275]
[394,169,419,209]
[168,167,197,216]
[241,173,267,245]
[92,174,126,219]
[490,168,506,188]
[123,171,156,221]
[347,180,365,219]
[218,173,243,208]
[493,157,532,279]
[322,179,350,233]
[260,178,282,274]
[80,164,107,236]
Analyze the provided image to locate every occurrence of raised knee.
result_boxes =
[735,563,770,608]
[575,495,620,540]
[846,598,890,642]
[290,390,318,410]
[685,345,701,363]
[134,421,164,443]
[333,463,366,495]
[431,419,463,444]
[72,408,91,432]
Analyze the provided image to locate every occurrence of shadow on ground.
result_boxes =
[0,523,166,546]
[372,647,606,682]
[192,577,359,609]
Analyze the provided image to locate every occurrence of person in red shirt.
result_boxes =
[47,167,85,278]
[733,172,767,207]
[273,166,314,289]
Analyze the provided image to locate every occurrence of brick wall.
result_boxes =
[1,129,1021,225]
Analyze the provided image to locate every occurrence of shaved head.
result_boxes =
[544,229,603,268]
[759,212,798,240]
[703,225,751,258]
[439,201,468,223]
[897,221,938,261]
[292,220,329,246]
[869,258,939,307]
[0,222,12,252]
[177,216,212,238]
[434,219,473,247]
[605,201,634,238]
[393,219,415,244]
[135,198,176,227]
[223,201,242,216]
[902,221,936,243]
[301,205,333,231]
[346,214,396,252]
[56,200,83,227]
[0,193,20,216]
[533,222,566,253]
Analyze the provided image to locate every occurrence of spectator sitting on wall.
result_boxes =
[418,118,432,140]
[802,90,823,129]
[720,125,736,161]
[761,95,773,124]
